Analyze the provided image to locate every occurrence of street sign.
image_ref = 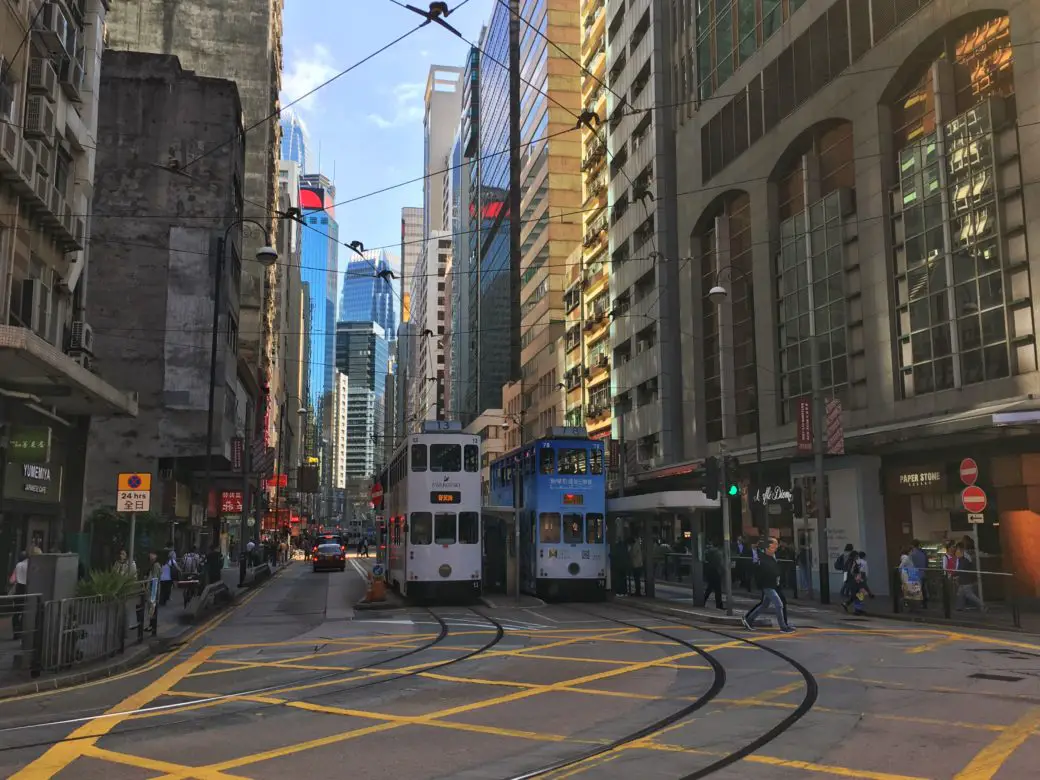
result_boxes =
[117,490,151,512]
[968,513,985,524]
[961,485,988,514]
[959,458,979,486]
[372,564,384,577]
[117,472,152,491]
[371,482,384,503]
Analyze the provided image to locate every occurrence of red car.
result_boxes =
[312,543,346,572]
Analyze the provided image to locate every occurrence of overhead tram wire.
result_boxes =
[0,2,47,82]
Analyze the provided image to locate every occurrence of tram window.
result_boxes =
[539,512,561,544]
[410,512,432,545]
[539,448,555,475]
[459,512,480,544]
[434,513,457,544]
[563,513,584,544]
[430,443,462,472]
[558,449,587,475]
[585,513,604,544]
[590,447,603,475]
[464,444,479,472]
[411,444,427,472]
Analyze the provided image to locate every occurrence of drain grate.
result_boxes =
[969,672,1025,683]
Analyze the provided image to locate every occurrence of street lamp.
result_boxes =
[203,219,278,545]
[708,267,766,539]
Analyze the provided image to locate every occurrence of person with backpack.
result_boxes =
[834,543,854,602]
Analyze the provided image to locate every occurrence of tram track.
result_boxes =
[504,603,818,780]
[0,606,505,753]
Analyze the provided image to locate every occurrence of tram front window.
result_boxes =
[563,513,584,544]
[558,449,588,475]
[539,512,561,544]
[430,444,462,472]
[539,448,554,475]
[459,512,480,544]
[464,444,479,472]
[434,513,457,544]
[410,512,432,545]
[411,444,427,472]
[586,513,604,544]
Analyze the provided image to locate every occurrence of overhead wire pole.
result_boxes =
[508,0,522,386]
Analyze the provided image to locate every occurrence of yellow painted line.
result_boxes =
[82,746,251,779]
[906,636,958,654]
[953,707,1040,779]
[10,646,217,779]
[186,639,427,677]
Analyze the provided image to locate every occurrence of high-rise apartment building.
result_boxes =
[409,233,452,424]
[106,0,284,394]
[563,0,611,440]
[335,321,389,479]
[423,67,463,238]
[502,0,584,450]
[1,1,138,567]
[331,372,348,490]
[400,206,424,315]
[602,0,681,468]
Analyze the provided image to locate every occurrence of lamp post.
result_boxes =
[708,269,766,539]
[204,220,278,544]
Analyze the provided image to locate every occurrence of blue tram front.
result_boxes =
[490,428,607,601]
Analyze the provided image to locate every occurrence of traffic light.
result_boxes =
[724,455,741,498]
[703,456,719,500]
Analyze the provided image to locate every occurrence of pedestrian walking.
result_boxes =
[741,537,794,633]
[702,541,724,609]
[629,536,644,597]
[180,547,201,608]
[113,549,137,578]
[146,552,161,635]
[7,552,29,638]
[159,550,179,606]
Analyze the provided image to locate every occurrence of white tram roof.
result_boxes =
[419,420,463,433]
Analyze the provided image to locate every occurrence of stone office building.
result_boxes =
[674,1,1040,597]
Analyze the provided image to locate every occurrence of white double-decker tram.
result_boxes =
[379,421,483,603]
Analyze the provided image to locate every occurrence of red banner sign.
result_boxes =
[796,398,813,453]
[267,473,288,488]
[221,491,243,514]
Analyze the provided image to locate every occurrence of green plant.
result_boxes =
[76,569,140,599]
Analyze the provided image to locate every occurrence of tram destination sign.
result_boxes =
[431,491,461,504]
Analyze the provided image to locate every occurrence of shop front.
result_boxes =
[1,448,65,571]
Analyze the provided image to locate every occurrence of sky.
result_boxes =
[281,0,492,259]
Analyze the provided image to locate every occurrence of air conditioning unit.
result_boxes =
[70,320,94,354]
[65,215,85,250]
[58,57,84,102]
[28,58,58,103]
[34,140,54,177]
[0,122,18,179]
[34,3,70,55]
[47,190,66,227]
[23,96,56,146]
[14,141,37,197]
[71,352,93,370]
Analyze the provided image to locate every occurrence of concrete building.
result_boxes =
[400,206,423,313]
[277,159,308,475]
[335,320,388,479]
[84,51,245,550]
[501,0,584,450]
[423,67,463,240]
[0,0,137,567]
[464,409,507,505]
[600,0,681,470]
[396,207,422,444]
[667,1,1040,598]
[105,0,284,401]
[409,233,452,424]
[331,372,348,490]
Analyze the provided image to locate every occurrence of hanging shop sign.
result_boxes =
[3,462,63,503]
[753,485,794,505]
[6,426,52,463]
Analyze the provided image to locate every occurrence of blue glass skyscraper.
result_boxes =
[299,175,339,420]
[340,249,398,341]
[280,110,308,171]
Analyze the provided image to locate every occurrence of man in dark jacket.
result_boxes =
[741,537,794,632]
[702,541,724,609]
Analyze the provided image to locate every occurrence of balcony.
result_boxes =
[582,215,608,249]
[581,140,606,173]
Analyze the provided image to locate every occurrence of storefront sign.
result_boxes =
[753,486,794,504]
[891,468,946,493]
[7,426,52,463]
[3,462,62,503]
[221,491,243,514]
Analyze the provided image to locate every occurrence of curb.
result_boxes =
[0,558,295,701]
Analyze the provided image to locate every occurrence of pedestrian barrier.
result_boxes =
[0,593,44,681]
[38,589,147,674]
[655,553,802,597]
[187,581,231,621]
[890,567,1023,628]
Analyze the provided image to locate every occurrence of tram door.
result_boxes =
[482,513,507,593]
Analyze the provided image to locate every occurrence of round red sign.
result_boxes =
[961,485,987,513]
[371,483,384,502]
[959,458,979,486]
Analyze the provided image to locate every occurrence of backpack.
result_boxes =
[834,553,845,571]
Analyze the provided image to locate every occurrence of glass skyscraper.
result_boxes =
[340,249,399,341]
[299,176,339,423]
[280,110,308,171]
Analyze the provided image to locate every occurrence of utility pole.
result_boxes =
[507,0,522,382]
[239,400,253,587]
[720,453,734,616]
[809,333,830,603]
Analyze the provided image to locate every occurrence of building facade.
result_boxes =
[0,0,137,568]
[340,249,399,340]
[335,320,388,479]
[672,0,1040,597]
[331,371,348,490]
[106,0,284,401]
[409,233,452,424]
[502,0,584,450]
[84,51,245,550]
[280,109,307,171]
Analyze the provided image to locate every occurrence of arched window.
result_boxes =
[889,15,1031,398]
[772,121,857,424]
[698,192,755,443]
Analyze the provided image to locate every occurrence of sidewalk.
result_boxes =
[0,559,290,699]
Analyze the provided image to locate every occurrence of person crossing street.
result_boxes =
[741,537,794,633]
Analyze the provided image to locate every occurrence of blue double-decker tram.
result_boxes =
[489,427,607,601]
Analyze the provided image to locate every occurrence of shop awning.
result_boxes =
[0,326,138,417]
[607,490,719,514]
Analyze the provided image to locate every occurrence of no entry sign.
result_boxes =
[961,485,987,514]
[959,458,979,486]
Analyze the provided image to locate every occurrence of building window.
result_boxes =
[891,15,1029,398]
[226,310,238,353]
[0,63,16,122]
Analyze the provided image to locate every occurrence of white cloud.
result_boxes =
[366,81,425,129]
[281,45,339,112]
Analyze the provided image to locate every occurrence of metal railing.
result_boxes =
[891,567,1024,628]
[0,593,44,682]
[38,588,147,674]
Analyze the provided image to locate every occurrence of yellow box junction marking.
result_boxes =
[953,707,1040,780]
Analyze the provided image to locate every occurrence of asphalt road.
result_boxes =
[1,560,1039,780]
